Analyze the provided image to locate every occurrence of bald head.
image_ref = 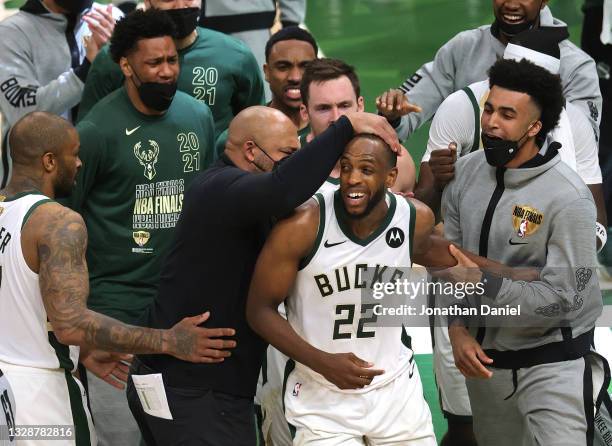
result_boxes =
[227,106,295,149]
[9,112,76,168]
[225,106,299,172]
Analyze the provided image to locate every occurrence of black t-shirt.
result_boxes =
[139,116,354,397]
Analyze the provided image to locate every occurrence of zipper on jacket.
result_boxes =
[476,167,506,344]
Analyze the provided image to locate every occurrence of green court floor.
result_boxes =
[304,1,588,441]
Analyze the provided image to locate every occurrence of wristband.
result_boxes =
[596,222,607,253]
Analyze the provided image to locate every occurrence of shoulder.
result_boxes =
[173,91,213,117]
[270,197,321,253]
[442,25,491,50]
[456,148,485,170]
[0,11,33,42]
[406,197,434,234]
[81,88,125,121]
[195,26,253,56]
[549,159,593,200]
[25,201,85,239]
[559,39,596,70]
[435,88,474,118]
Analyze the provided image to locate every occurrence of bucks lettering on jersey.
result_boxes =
[69,88,215,324]
[287,189,416,392]
[0,193,79,371]
[78,27,265,139]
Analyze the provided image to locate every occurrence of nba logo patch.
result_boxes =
[292,383,302,397]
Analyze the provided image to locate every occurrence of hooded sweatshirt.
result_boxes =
[0,0,121,187]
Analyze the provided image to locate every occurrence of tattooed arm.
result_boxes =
[31,203,236,363]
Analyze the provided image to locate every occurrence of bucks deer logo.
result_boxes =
[133,140,160,180]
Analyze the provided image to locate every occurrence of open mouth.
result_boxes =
[285,87,301,100]
[345,191,367,207]
[501,12,525,24]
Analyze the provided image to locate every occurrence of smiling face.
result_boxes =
[339,136,397,219]
[481,85,541,142]
[493,0,547,29]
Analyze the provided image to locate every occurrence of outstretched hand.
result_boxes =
[166,311,237,364]
[81,349,132,390]
[375,88,421,121]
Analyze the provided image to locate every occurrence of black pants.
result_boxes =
[126,357,258,446]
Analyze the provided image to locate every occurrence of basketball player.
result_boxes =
[247,133,529,444]
[0,112,236,445]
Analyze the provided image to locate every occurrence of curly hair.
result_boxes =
[488,58,565,138]
[109,9,177,63]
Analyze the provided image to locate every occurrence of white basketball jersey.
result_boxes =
[466,80,577,171]
[315,177,339,196]
[0,192,79,371]
[287,189,416,392]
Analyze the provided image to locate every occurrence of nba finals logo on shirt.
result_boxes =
[132,231,153,254]
[133,140,160,180]
[512,205,543,238]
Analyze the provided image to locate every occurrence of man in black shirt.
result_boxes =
[126,105,400,445]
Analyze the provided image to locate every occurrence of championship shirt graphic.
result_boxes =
[133,179,185,236]
[133,140,160,180]
[511,205,543,238]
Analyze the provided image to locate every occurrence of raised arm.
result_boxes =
[33,203,235,363]
[222,113,401,222]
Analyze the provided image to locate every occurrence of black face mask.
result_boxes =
[164,7,200,39]
[55,0,93,15]
[252,141,293,172]
[130,67,177,112]
[482,124,535,167]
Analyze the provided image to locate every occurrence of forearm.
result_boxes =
[58,309,171,355]
[417,235,537,281]
[278,116,354,208]
[248,305,327,372]
[227,116,354,219]
[0,69,83,127]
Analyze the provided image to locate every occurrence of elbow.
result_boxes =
[52,327,83,347]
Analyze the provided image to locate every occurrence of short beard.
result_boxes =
[344,185,386,220]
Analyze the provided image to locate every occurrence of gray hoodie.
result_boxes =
[396,6,602,142]
[0,0,121,187]
[441,148,602,358]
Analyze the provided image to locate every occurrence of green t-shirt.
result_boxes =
[214,123,311,157]
[70,88,215,323]
[78,27,265,139]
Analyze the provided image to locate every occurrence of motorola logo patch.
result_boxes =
[385,227,404,248]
